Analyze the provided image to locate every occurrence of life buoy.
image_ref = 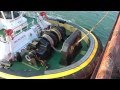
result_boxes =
[4,29,14,40]
[5,29,13,36]
[40,11,48,19]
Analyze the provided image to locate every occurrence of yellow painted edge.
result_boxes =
[0,27,98,79]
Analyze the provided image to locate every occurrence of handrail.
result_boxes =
[14,19,35,36]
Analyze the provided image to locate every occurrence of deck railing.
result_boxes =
[14,19,37,36]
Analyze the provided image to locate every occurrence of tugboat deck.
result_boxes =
[10,40,88,72]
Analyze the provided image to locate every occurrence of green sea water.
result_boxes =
[46,11,119,47]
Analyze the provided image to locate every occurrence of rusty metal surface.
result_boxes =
[95,13,120,79]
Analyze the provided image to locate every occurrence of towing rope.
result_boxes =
[52,11,109,52]
[76,11,109,45]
